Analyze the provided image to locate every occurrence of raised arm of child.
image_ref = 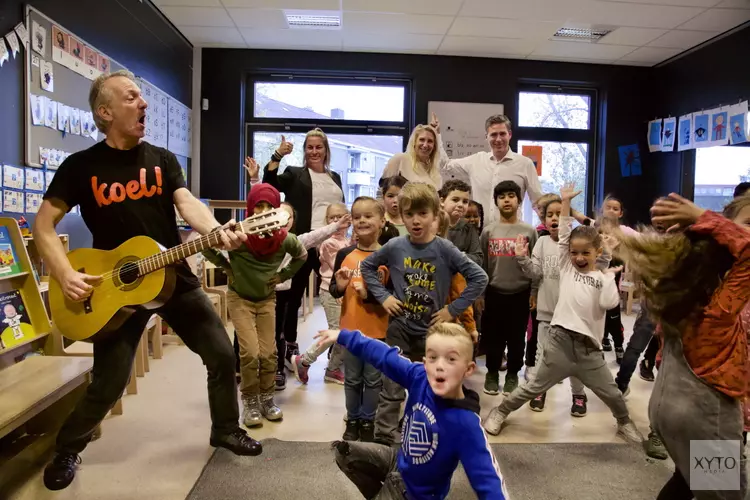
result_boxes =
[315,329,421,389]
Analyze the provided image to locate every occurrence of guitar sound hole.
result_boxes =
[118,262,140,285]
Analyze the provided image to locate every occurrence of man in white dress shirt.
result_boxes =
[439,114,543,227]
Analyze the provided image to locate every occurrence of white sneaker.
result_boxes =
[483,407,506,436]
[616,420,644,444]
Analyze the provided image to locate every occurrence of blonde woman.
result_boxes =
[257,128,345,376]
[380,123,443,190]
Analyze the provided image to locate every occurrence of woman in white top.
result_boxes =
[379,123,443,191]
[259,128,344,377]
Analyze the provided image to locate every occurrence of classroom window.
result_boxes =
[245,75,411,204]
[693,146,750,211]
[516,87,597,225]
[253,82,405,122]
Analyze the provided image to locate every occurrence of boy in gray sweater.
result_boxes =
[480,180,538,396]
[361,182,488,446]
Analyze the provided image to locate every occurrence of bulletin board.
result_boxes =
[24,6,127,168]
[22,6,192,177]
[427,101,505,159]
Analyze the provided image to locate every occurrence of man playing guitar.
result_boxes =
[34,70,262,491]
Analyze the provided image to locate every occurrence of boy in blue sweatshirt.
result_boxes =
[316,324,507,500]
[360,182,488,446]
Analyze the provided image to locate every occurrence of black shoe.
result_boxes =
[359,420,375,442]
[639,359,655,382]
[615,347,624,365]
[602,338,612,352]
[571,394,588,417]
[284,342,300,371]
[275,371,286,391]
[44,452,81,491]
[343,419,360,441]
[529,392,546,412]
[210,429,262,456]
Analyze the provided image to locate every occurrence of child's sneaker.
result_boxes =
[343,419,360,441]
[615,346,624,365]
[483,372,500,395]
[502,374,518,395]
[639,359,655,382]
[242,396,263,428]
[645,431,668,460]
[483,407,506,436]
[275,371,286,391]
[529,392,546,412]
[284,342,299,371]
[359,420,375,442]
[616,419,644,444]
[602,338,612,352]
[292,355,310,384]
[259,393,283,421]
[570,394,588,417]
[324,368,345,385]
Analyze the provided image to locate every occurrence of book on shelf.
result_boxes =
[0,289,36,350]
[0,227,23,277]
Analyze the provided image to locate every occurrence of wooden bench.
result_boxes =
[0,356,93,492]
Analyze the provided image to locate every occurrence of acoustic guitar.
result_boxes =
[49,209,289,341]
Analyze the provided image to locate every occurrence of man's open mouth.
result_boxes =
[138,115,146,125]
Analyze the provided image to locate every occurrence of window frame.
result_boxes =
[243,74,412,198]
[514,84,599,215]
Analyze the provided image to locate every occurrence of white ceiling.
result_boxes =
[153,0,750,66]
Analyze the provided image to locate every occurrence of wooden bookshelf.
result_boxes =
[0,218,51,361]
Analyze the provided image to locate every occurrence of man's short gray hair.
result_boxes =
[89,69,137,133]
[485,114,512,133]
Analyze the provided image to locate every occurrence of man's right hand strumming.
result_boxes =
[59,268,102,302]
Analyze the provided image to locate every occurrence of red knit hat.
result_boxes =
[246,183,281,213]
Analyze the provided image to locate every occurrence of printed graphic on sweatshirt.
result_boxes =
[402,256,437,323]
[487,237,519,257]
[574,271,602,289]
[543,254,560,281]
[401,402,439,465]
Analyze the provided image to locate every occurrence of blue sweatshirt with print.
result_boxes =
[360,236,488,335]
[338,329,508,500]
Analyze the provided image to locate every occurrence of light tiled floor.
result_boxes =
[10,305,650,500]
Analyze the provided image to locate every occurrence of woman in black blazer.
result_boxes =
[262,128,344,387]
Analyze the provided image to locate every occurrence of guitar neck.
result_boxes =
[137,223,240,275]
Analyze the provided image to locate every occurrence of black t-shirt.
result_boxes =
[44,141,200,292]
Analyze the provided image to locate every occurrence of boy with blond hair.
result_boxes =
[316,323,507,500]
[360,182,488,446]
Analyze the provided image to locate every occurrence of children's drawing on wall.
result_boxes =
[647,118,662,152]
[708,107,729,146]
[69,37,83,62]
[29,94,44,126]
[677,114,693,152]
[84,46,97,68]
[41,60,54,92]
[31,21,46,57]
[618,144,641,177]
[661,117,676,152]
[99,55,110,74]
[52,25,68,52]
[728,101,748,145]
[693,112,709,148]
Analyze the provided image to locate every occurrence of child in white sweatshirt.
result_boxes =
[272,201,351,390]
[483,184,643,445]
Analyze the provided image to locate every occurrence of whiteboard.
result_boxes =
[427,101,504,159]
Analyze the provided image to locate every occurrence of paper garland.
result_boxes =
[650,101,749,153]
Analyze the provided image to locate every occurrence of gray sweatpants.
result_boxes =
[650,334,747,500]
[497,325,629,420]
[535,321,585,396]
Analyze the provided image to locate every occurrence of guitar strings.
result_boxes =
[82,214,286,286]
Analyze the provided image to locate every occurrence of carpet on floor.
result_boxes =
[186,438,672,500]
